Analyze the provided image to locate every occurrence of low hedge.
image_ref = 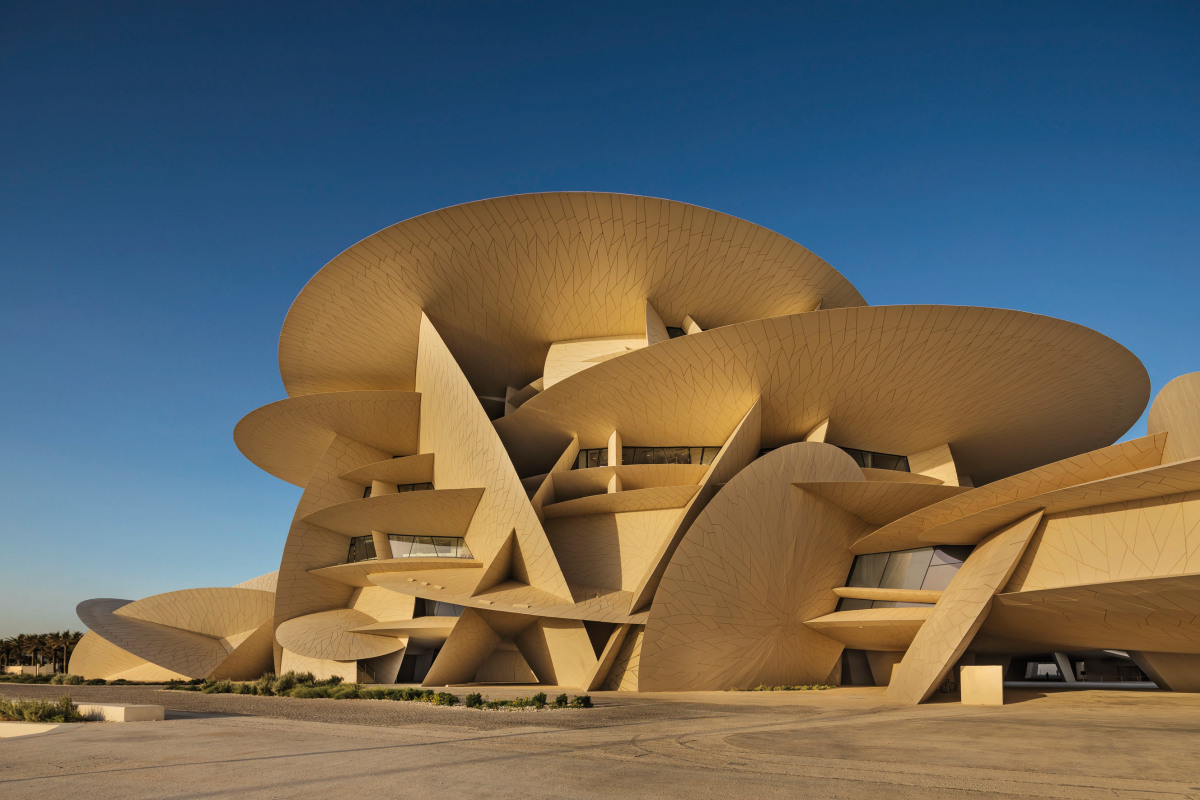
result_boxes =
[0,695,88,723]
[168,672,593,709]
[0,673,196,686]
[729,684,835,691]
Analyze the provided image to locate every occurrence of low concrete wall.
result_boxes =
[77,703,165,722]
[0,721,60,738]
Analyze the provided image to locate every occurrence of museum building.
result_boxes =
[70,192,1200,703]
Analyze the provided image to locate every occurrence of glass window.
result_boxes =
[666,326,685,339]
[836,597,873,611]
[362,486,372,499]
[347,536,376,563]
[429,601,465,617]
[843,447,869,468]
[921,564,960,591]
[930,546,972,566]
[619,446,721,465]
[386,534,471,559]
[847,552,890,587]
[409,537,439,557]
[871,453,904,471]
[574,448,609,469]
[879,548,934,589]
[833,445,910,472]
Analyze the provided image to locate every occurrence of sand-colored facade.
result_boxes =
[70,193,1200,701]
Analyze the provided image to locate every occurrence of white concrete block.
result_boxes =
[77,703,165,722]
[0,721,60,738]
[960,665,1004,706]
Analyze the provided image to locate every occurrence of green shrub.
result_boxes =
[252,673,277,692]
[155,669,591,712]
[0,695,87,723]
[84,678,106,686]
[0,674,54,684]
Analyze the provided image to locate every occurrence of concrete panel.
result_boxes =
[960,665,1004,706]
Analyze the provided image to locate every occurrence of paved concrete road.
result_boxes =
[1,686,1198,799]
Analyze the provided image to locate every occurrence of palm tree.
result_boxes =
[45,632,62,673]
[14,634,31,668]
[58,631,80,674]
[0,638,17,670]
[0,631,86,674]
[33,634,50,675]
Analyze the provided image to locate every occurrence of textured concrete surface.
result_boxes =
[2,685,1199,798]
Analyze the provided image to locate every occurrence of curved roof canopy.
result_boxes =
[497,305,1149,484]
[233,390,421,487]
[279,192,866,398]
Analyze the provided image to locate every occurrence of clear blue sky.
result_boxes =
[1,2,1196,636]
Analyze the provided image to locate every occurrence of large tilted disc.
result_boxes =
[501,306,1148,483]
[1149,372,1200,463]
[640,442,869,691]
[278,192,865,397]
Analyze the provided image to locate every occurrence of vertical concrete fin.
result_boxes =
[627,398,763,613]
[416,313,572,601]
[910,443,960,486]
[421,607,502,686]
[645,300,669,345]
[885,510,1045,704]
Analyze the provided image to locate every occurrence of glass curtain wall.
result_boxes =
[837,546,972,609]
[572,446,721,469]
[387,534,473,559]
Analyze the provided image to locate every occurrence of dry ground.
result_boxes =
[1,683,1198,799]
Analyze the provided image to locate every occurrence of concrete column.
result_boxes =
[371,530,391,560]
[608,430,622,467]
[1053,652,1077,682]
